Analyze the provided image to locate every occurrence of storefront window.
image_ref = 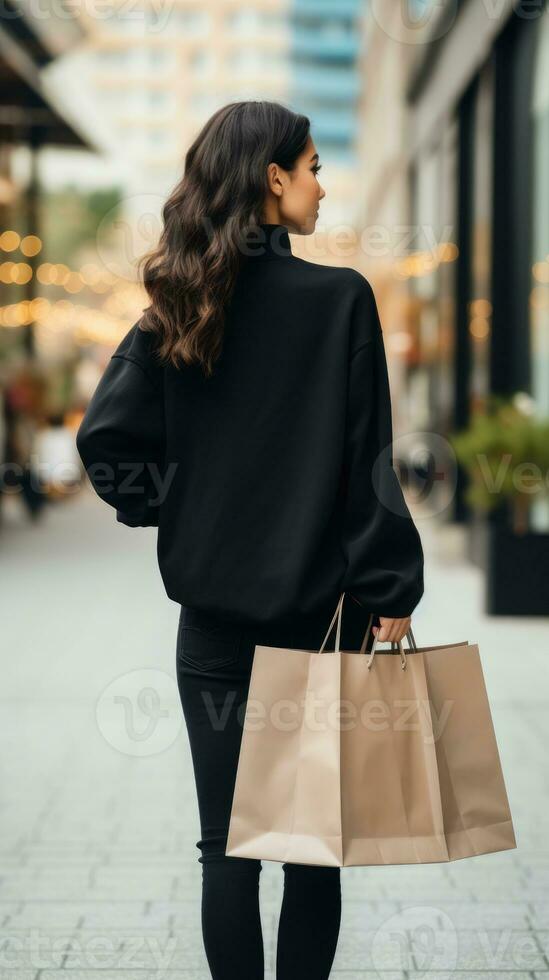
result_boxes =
[408,145,440,433]
[408,116,458,435]
[468,59,494,414]
[530,5,549,531]
[530,5,549,416]
[436,119,458,433]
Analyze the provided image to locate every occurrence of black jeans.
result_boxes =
[175,604,344,980]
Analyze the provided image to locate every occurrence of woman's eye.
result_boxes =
[312,165,322,176]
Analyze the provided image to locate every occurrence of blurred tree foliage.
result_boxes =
[11,185,123,269]
[450,394,549,534]
[38,187,122,264]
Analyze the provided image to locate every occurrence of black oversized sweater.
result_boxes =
[76,223,424,649]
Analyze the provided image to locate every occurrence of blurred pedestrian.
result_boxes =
[1,366,47,522]
[33,412,81,499]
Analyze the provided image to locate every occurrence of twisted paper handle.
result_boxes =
[318,592,417,670]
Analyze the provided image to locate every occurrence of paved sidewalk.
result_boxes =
[1,488,548,979]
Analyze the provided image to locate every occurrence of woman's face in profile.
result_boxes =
[279,134,326,236]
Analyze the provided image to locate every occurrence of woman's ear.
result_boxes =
[266,161,284,197]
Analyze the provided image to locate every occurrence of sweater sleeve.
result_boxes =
[76,347,166,528]
[340,279,424,618]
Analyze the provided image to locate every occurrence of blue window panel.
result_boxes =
[291,27,361,60]
[293,66,361,99]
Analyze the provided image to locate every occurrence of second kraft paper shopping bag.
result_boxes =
[226,592,516,866]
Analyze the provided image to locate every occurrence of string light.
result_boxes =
[469,298,492,317]
[393,243,459,280]
[0,231,147,348]
[436,242,459,262]
[532,261,549,284]
[20,235,42,257]
[469,317,490,339]
[0,296,133,342]
[0,230,20,252]
[0,261,15,283]
[530,286,549,311]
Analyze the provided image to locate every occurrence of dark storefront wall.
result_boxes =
[431,55,495,433]
[530,5,549,531]
[531,6,549,417]
[490,3,549,535]
[408,1,549,524]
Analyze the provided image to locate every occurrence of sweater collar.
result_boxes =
[244,223,293,259]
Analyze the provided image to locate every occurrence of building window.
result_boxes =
[190,50,215,77]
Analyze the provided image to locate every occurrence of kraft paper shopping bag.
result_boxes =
[226,593,516,866]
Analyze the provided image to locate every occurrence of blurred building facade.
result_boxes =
[1,0,371,423]
[80,1,290,198]
[64,0,368,232]
[0,0,98,525]
[358,0,549,531]
[0,0,371,528]
[289,0,365,228]
[0,0,94,355]
[289,0,362,162]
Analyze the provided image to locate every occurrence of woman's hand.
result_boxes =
[372,616,411,644]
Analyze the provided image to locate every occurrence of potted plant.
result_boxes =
[449,392,549,615]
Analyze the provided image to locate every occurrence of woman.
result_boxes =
[76,101,424,979]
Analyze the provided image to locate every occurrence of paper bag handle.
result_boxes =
[318,592,417,670]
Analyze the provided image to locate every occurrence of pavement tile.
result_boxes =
[1,495,548,977]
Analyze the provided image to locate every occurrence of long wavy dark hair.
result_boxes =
[139,101,310,378]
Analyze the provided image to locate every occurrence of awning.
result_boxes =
[0,1,94,148]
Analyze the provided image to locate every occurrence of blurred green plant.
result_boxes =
[40,187,122,265]
[449,392,549,534]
